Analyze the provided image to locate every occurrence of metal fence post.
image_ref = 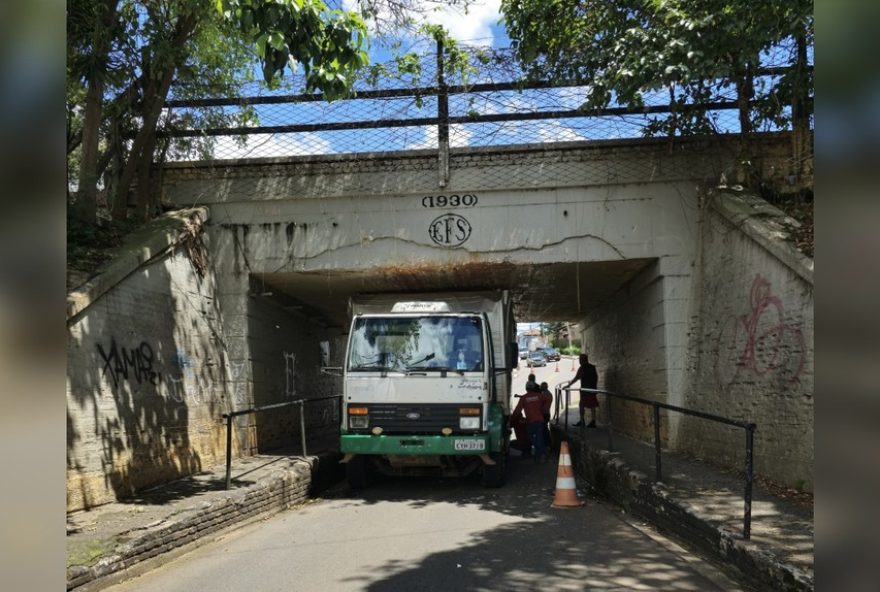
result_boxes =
[225,414,233,490]
[436,37,449,188]
[606,393,614,452]
[300,401,308,457]
[564,388,570,432]
[744,423,755,540]
[554,386,560,425]
[653,404,662,482]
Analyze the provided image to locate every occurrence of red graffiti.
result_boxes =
[715,275,806,388]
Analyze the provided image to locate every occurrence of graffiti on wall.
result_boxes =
[714,275,807,389]
[227,360,248,404]
[94,340,306,405]
[166,348,212,404]
[96,339,160,387]
[95,340,251,405]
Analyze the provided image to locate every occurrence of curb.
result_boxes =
[67,452,342,590]
[556,429,813,592]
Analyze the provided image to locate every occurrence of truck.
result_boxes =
[339,291,518,489]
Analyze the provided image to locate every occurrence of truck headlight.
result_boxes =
[350,416,369,429]
[459,417,480,430]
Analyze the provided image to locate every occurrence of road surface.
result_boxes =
[103,374,746,592]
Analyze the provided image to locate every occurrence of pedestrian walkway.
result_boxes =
[66,449,340,591]
[553,406,813,592]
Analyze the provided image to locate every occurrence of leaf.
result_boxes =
[255,33,268,57]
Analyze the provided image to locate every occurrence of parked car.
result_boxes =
[541,347,561,362]
[527,351,547,367]
[519,348,528,359]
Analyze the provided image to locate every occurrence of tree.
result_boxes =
[67,0,369,226]
[541,322,567,346]
[501,0,813,151]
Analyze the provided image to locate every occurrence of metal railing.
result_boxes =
[221,395,342,490]
[555,386,757,540]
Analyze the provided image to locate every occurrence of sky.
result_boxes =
[340,0,509,50]
[174,1,807,162]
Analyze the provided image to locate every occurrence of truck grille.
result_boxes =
[351,403,481,434]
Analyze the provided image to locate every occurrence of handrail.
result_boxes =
[555,386,756,540]
[221,395,343,490]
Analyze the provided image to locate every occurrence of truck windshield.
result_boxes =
[348,316,484,373]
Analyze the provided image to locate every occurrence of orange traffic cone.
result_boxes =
[551,441,584,509]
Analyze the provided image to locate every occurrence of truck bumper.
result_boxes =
[341,434,490,456]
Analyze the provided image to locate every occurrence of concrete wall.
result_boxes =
[679,191,814,491]
[579,263,670,437]
[211,228,345,455]
[578,259,697,444]
[66,212,344,512]
[67,215,233,511]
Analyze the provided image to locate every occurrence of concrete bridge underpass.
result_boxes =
[65,133,812,514]
[156,133,811,491]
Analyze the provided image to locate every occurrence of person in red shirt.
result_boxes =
[510,381,548,462]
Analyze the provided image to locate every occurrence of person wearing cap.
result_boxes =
[510,381,548,463]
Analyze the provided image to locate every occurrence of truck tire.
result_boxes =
[346,455,369,490]
[481,451,507,488]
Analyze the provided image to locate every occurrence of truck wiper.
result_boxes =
[406,352,435,368]
[349,365,397,372]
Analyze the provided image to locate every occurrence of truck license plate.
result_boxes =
[453,439,485,451]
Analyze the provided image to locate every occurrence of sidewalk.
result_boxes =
[66,449,342,591]
[553,411,814,592]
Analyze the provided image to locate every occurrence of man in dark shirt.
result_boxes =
[566,353,599,427]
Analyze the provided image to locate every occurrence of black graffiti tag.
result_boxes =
[96,339,160,387]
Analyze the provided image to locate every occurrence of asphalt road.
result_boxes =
[103,422,745,592]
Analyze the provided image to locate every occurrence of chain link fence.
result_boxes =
[159,41,812,163]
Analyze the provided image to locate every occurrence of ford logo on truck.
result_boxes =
[406,412,421,420]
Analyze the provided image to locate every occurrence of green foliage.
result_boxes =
[420,23,477,86]
[68,0,373,228]
[67,211,141,274]
[561,345,581,356]
[541,321,568,340]
[501,0,813,134]
[220,0,369,100]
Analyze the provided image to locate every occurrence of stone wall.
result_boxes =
[679,191,814,491]
[208,225,346,456]
[66,211,345,512]
[578,262,676,442]
[67,212,233,511]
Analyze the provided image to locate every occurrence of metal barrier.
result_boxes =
[554,386,757,540]
[221,395,342,490]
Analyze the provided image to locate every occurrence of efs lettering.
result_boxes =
[428,213,472,247]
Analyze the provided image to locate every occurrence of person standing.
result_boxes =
[510,381,548,462]
[565,353,599,427]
